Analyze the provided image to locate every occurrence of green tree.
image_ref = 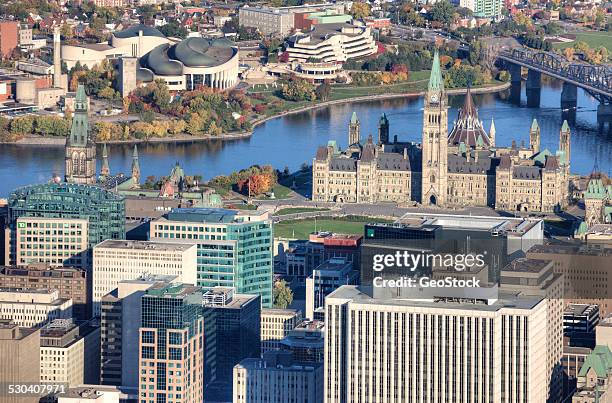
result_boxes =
[159,21,189,39]
[281,78,316,101]
[10,116,34,134]
[273,280,294,309]
[315,82,332,101]
[350,2,371,19]
[429,0,455,26]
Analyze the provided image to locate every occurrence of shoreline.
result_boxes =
[4,82,511,147]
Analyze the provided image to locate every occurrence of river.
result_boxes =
[0,79,609,197]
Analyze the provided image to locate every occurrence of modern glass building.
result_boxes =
[150,208,273,307]
[139,282,204,403]
[6,183,125,265]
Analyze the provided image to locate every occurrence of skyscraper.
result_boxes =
[65,85,96,184]
[0,320,41,403]
[139,282,204,403]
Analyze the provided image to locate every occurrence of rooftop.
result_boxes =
[501,258,552,274]
[564,304,599,317]
[165,207,238,223]
[95,239,196,252]
[529,243,612,256]
[146,282,201,299]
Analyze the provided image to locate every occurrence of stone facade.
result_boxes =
[65,85,96,184]
[312,51,571,213]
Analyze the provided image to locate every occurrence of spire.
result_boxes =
[75,84,88,112]
[67,84,90,148]
[428,49,444,93]
[100,143,110,177]
[530,118,539,132]
[489,118,496,147]
[348,111,360,145]
[463,86,476,117]
[561,119,570,132]
[350,111,358,124]
[131,145,140,188]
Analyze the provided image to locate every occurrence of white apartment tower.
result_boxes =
[325,286,552,403]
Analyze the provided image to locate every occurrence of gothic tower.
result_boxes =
[529,118,541,154]
[489,118,496,147]
[378,113,389,145]
[559,120,571,167]
[131,145,141,188]
[348,112,360,146]
[100,143,110,178]
[65,84,96,184]
[421,50,448,206]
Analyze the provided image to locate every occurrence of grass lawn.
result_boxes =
[274,216,393,239]
[254,183,293,200]
[226,203,258,210]
[553,31,612,52]
[273,207,330,216]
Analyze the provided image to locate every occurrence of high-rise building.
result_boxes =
[459,0,502,18]
[261,308,302,353]
[202,287,260,401]
[5,182,125,266]
[305,257,358,320]
[527,243,612,316]
[326,286,553,403]
[0,265,89,320]
[14,217,89,268]
[0,21,19,58]
[233,350,324,403]
[0,320,41,403]
[0,288,72,327]
[39,319,101,387]
[150,208,273,306]
[65,85,96,184]
[139,282,204,403]
[100,275,178,388]
[92,240,197,315]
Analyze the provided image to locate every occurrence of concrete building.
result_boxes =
[261,308,302,353]
[0,265,89,320]
[460,0,502,18]
[92,240,197,315]
[280,320,324,363]
[326,286,554,402]
[305,257,357,320]
[0,320,41,403]
[5,182,125,266]
[313,52,571,213]
[238,6,295,37]
[100,275,178,388]
[565,304,600,348]
[40,319,101,387]
[527,243,612,316]
[285,22,377,63]
[139,282,204,403]
[150,208,273,307]
[233,350,324,403]
[563,345,592,397]
[56,385,126,403]
[0,21,19,57]
[597,315,612,349]
[0,288,72,327]
[14,217,89,268]
[572,345,612,403]
[202,287,260,401]
[117,57,137,97]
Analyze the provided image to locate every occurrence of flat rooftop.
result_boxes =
[501,258,552,274]
[262,308,301,316]
[164,208,238,223]
[95,239,196,251]
[146,282,200,298]
[394,212,541,235]
[529,243,612,256]
[564,304,598,316]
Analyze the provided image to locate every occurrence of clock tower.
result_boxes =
[421,50,448,206]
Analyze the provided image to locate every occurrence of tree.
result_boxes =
[273,280,294,309]
[99,86,117,102]
[281,78,316,101]
[315,82,331,101]
[350,2,371,20]
[159,21,189,39]
[429,0,455,26]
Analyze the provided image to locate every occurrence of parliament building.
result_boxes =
[312,51,572,212]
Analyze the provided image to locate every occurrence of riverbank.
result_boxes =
[6,81,510,147]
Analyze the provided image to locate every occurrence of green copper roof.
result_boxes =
[380,113,388,124]
[68,84,90,147]
[585,178,611,199]
[132,144,139,159]
[575,220,588,235]
[428,50,444,92]
[350,112,358,124]
[530,118,539,132]
[578,345,612,378]
[533,148,552,165]
[490,118,495,133]
[458,142,467,154]
[561,119,570,132]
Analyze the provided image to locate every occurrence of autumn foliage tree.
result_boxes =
[237,173,275,196]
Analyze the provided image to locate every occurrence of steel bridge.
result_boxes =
[498,48,612,104]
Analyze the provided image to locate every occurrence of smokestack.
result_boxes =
[53,27,61,89]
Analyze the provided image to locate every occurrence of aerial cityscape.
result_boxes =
[0,0,610,402]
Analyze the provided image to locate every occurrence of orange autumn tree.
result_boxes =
[237,173,275,196]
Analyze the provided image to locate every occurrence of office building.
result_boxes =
[564,304,600,348]
[597,315,612,349]
[150,208,273,306]
[326,286,554,403]
[40,319,100,387]
[238,6,295,37]
[139,282,204,403]
[0,320,41,403]
[572,345,612,403]
[6,182,125,265]
[0,265,89,320]
[14,217,89,268]
[233,350,324,403]
[100,275,177,387]
[92,240,197,315]
[0,20,19,57]
[306,257,357,320]
[202,287,260,401]
[261,308,302,353]
[0,288,72,327]
[527,243,612,316]
[563,345,592,398]
[280,320,324,363]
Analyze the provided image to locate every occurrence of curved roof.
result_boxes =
[114,24,165,39]
[169,37,236,67]
[448,87,491,148]
[136,68,154,82]
[141,44,183,76]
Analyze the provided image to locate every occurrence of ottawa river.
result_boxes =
[0,78,610,197]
